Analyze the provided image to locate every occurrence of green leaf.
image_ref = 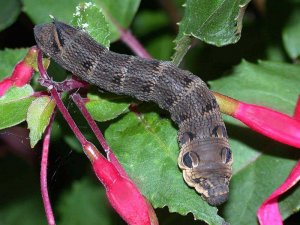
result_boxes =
[0,48,28,79]
[27,96,55,148]
[176,0,251,46]
[0,0,21,31]
[94,0,141,41]
[57,178,112,225]
[86,93,130,122]
[71,2,111,48]
[0,85,35,130]
[133,10,170,37]
[209,60,300,224]
[282,9,300,60]
[22,0,81,24]
[105,105,226,225]
[146,35,174,60]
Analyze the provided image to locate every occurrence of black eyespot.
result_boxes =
[182,152,193,168]
[221,147,232,164]
[182,151,199,168]
[212,125,228,138]
[179,132,194,145]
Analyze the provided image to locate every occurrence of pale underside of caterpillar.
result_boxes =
[34,21,233,206]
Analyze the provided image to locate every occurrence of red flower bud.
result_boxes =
[11,46,38,86]
[93,157,151,225]
[11,61,34,87]
[0,46,38,96]
[0,77,13,97]
[84,143,154,225]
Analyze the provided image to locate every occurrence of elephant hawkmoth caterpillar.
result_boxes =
[34,21,233,206]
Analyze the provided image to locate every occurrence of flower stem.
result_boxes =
[119,28,152,59]
[71,93,129,178]
[40,113,56,225]
[37,51,96,160]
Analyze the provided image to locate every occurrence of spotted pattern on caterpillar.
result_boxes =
[34,21,233,206]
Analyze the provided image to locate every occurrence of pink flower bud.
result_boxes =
[11,61,34,87]
[233,102,300,148]
[11,46,38,86]
[0,77,13,97]
[93,157,152,225]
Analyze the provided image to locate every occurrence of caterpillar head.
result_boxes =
[178,137,233,206]
[34,20,78,59]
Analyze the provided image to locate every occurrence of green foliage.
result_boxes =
[94,0,141,41]
[27,96,55,147]
[176,0,251,46]
[0,0,21,31]
[1,1,300,225]
[86,93,130,122]
[283,9,300,60]
[0,85,35,129]
[71,2,111,48]
[22,0,81,24]
[57,178,113,225]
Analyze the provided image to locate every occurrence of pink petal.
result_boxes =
[257,160,300,225]
[294,96,300,121]
[234,102,300,148]
[0,77,13,97]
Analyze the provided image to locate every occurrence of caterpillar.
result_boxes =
[34,21,233,206]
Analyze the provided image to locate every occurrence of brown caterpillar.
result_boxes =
[34,21,233,206]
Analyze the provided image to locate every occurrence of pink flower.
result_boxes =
[84,143,156,225]
[214,92,300,148]
[233,102,300,148]
[257,160,300,225]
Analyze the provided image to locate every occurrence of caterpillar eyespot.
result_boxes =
[34,21,233,206]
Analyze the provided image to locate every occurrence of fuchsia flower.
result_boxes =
[0,46,38,97]
[214,92,300,225]
[84,143,157,225]
[214,93,300,148]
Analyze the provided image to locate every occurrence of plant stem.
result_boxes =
[71,93,129,178]
[37,51,88,149]
[171,35,193,66]
[119,28,152,59]
[40,113,56,225]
